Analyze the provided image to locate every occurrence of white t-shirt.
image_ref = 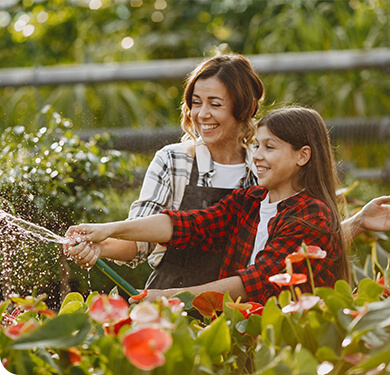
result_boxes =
[248,192,280,266]
[212,161,246,188]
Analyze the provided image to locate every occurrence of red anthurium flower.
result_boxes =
[103,317,132,336]
[67,347,82,365]
[282,296,320,313]
[377,276,390,296]
[268,273,307,286]
[192,291,224,319]
[123,328,173,371]
[4,320,38,340]
[286,245,327,264]
[131,289,148,301]
[226,297,264,319]
[89,294,129,324]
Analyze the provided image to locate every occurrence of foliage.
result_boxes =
[0,107,150,308]
[0,0,389,132]
[1,264,390,374]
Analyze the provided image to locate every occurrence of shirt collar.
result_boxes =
[195,137,257,178]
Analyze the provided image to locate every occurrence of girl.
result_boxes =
[65,107,349,304]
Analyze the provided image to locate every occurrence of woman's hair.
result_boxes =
[180,53,265,150]
[257,106,349,283]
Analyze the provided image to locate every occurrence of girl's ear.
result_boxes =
[297,146,311,167]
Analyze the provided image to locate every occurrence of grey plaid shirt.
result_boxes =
[125,138,258,268]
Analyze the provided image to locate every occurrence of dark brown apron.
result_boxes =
[145,157,233,288]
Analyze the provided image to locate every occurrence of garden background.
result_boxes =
[0,0,390,309]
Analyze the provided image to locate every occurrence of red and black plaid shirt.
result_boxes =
[162,186,342,305]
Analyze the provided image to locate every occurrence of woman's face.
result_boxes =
[253,126,305,202]
[190,76,242,155]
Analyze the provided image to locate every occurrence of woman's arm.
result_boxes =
[342,196,390,239]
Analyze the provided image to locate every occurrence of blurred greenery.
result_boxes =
[0,0,389,131]
[0,108,151,308]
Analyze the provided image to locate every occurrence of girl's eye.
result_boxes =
[192,99,201,105]
[211,102,221,107]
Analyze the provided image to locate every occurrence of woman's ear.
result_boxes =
[297,146,311,167]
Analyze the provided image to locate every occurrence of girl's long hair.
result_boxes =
[257,107,349,283]
[180,53,265,150]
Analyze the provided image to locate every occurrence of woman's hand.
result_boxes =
[63,241,102,268]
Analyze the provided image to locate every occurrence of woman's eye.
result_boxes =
[266,145,274,150]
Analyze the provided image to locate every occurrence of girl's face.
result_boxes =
[253,126,309,203]
[190,76,242,159]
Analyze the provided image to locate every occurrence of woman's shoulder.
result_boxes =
[157,139,196,155]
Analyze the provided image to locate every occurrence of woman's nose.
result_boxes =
[199,103,210,118]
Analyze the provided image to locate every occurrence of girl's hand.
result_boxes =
[65,223,113,244]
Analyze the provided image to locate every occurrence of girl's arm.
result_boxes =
[65,214,174,245]
[139,276,248,304]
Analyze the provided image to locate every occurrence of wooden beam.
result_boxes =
[0,48,389,88]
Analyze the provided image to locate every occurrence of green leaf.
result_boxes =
[59,301,87,315]
[315,346,340,362]
[355,278,384,305]
[171,291,196,311]
[261,297,283,346]
[196,314,231,362]
[346,346,390,374]
[11,312,91,350]
[294,346,319,375]
[245,314,262,339]
[278,290,291,308]
[60,292,84,312]
[349,297,390,335]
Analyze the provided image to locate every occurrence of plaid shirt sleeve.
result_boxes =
[237,196,342,304]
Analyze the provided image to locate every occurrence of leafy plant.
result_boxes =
[0,106,138,308]
[0,263,389,374]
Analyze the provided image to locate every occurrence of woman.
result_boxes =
[66,107,349,305]
[67,53,265,289]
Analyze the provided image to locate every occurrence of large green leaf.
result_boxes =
[11,312,91,350]
[196,314,231,362]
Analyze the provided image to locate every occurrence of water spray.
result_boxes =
[0,210,139,297]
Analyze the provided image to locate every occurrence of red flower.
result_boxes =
[4,320,38,340]
[225,299,264,319]
[282,296,320,313]
[377,276,390,296]
[89,294,129,324]
[286,245,327,264]
[192,291,224,319]
[67,347,82,365]
[131,289,148,301]
[122,328,172,371]
[268,273,307,286]
[103,317,132,336]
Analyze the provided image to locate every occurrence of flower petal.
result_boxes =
[192,291,224,318]
[268,273,307,286]
[123,328,172,371]
[89,294,129,324]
